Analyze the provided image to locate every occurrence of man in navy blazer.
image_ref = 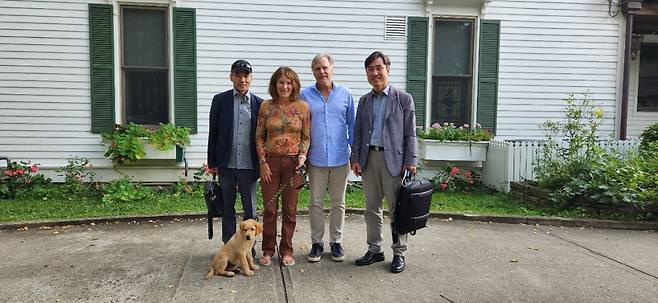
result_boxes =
[351,51,417,273]
[207,60,263,247]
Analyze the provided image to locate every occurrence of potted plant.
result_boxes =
[416,122,492,161]
[101,123,190,165]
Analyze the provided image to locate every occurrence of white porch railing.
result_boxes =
[483,138,641,192]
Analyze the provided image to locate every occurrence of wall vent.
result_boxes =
[385,16,406,40]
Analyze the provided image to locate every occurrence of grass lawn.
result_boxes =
[0,185,640,223]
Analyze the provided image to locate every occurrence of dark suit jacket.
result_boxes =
[350,85,417,177]
[207,89,263,170]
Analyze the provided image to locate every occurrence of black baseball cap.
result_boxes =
[231,59,252,74]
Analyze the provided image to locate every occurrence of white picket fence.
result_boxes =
[482,138,641,192]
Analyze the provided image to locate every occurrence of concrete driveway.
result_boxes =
[1,214,657,302]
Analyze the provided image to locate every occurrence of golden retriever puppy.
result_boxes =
[205,219,263,279]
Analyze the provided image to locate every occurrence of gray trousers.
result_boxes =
[218,168,258,243]
[308,163,350,246]
[361,150,407,256]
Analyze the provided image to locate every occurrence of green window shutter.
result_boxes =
[173,7,197,134]
[89,4,115,133]
[477,19,501,134]
[406,16,429,127]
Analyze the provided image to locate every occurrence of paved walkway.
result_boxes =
[1,214,657,302]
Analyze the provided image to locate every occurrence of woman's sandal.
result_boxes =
[259,255,272,266]
[281,255,295,267]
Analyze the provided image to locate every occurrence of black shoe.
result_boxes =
[355,251,384,266]
[390,255,405,273]
[307,243,323,262]
[330,243,345,262]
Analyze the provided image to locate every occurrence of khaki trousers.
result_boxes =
[308,163,350,246]
[361,150,407,256]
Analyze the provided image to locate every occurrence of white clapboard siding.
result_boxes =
[483,0,621,139]
[0,0,423,181]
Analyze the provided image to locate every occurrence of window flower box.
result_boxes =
[417,139,489,161]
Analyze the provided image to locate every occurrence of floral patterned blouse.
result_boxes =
[255,99,311,163]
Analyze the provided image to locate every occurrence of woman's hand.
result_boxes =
[295,155,306,171]
[351,162,362,177]
[260,162,272,184]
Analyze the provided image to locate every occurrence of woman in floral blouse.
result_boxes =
[256,66,310,267]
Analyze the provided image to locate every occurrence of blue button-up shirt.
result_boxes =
[228,89,253,169]
[301,83,355,167]
[370,84,390,147]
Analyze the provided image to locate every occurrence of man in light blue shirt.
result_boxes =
[300,54,355,263]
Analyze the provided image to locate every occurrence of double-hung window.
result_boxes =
[638,42,658,112]
[431,18,474,126]
[88,4,197,134]
[121,6,169,125]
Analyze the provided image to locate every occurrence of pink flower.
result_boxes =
[464,171,472,178]
[431,123,441,129]
[15,169,24,175]
[439,183,448,191]
[30,165,39,173]
[464,123,470,128]
[449,167,460,177]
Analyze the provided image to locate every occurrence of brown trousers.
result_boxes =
[261,156,302,258]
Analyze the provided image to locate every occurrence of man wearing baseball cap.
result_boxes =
[207,60,263,252]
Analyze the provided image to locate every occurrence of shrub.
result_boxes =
[535,92,657,213]
[56,157,101,197]
[417,122,492,142]
[430,164,481,193]
[1,161,53,199]
[640,122,658,155]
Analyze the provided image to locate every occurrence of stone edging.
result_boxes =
[2,208,657,231]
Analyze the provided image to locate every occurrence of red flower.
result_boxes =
[15,169,24,175]
[439,183,448,191]
[464,171,472,178]
[449,167,460,177]
[31,165,39,173]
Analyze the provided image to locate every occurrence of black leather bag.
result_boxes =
[394,171,434,235]
[204,175,224,239]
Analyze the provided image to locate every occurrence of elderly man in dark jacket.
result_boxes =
[207,60,262,247]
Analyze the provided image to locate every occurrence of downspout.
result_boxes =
[620,1,642,140]
[620,13,633,140]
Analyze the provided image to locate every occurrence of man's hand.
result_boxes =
[351,162,362,177]
[260,163,272,184]
[403,165,417,176]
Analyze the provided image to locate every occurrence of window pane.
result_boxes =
[123,8,166,67]
[638,43,658,112]
[431,76,471,125]
[125,69,169,125]
[433,20,472,76]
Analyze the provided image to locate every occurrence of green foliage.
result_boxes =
[101,123,190,164]
[150,123,191,151]
[430,164,482,193]
[418,122,492,142]
[640,122,658,154]
[56,157,101,197]
[101,177,154,204]
[535,92,657,213]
